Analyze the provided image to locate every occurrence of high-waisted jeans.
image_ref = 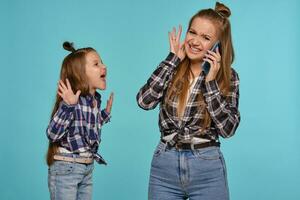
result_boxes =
[148,141,229,200]
[48,154,94,200]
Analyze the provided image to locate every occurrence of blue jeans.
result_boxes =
[48,158,94,200]
[148,141,229,200]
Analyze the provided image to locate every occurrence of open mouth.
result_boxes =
[188,43,202,54]
[100,72,106,80]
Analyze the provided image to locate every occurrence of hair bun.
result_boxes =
[63,41,76,52]
[215,2,231,18]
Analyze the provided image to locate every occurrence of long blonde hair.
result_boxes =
[46,42,96,166]
[165,2,234,130]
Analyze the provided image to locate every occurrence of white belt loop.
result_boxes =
[163,141,168,152]
[72,154,76,163]
[191,143,195,150]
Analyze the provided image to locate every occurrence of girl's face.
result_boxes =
[184,17,219,63]
[85,51,107,94]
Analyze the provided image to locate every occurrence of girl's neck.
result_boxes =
[89,88,96,96]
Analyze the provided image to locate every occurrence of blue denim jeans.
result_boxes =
[148,141,229,200]
[48,156,94,200]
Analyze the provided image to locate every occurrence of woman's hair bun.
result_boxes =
[215,2,231,18]
[63,41,76,52]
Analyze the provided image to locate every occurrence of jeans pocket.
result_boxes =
[49,161,74,175]
[192,147,220,160]
[153,142,166,157]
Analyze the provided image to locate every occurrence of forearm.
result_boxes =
[136,52,180,110]
[46,101,75,142]
[204,78,240,138]
[100,109,111,125]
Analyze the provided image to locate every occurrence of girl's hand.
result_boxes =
[203,47,222,82]
[57,79,81,105]
[105,92,114,113]
[169,25,186,61]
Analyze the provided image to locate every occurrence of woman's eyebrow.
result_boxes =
[189,27,196,32]
[189,28,212,38]
[202,33,212,38]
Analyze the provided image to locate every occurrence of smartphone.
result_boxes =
[202,41,221,75]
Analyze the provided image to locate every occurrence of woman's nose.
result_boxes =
[191,38,201,46]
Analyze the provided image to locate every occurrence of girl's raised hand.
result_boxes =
[57,79,81,105]
[105,92,114,114]
[169,25,186,61]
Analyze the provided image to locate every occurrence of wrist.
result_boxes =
[64,100,77,106]
[205,76,215,82]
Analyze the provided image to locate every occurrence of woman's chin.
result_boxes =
[186,54,203,63]
[186,51,203,62]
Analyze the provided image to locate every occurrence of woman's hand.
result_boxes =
[203,47,222,82]
[105,92,114,113]
[57,79,81,105]
[169,25,186,61]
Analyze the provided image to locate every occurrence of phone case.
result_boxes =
[202,41,220,75]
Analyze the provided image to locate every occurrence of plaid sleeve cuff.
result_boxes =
[203,80,220,97]
[101,109,111,124]
[60,101,76,113]
[162,52,181,71]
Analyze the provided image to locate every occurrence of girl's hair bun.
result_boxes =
[63,41,76,52]
[215,2,231,18]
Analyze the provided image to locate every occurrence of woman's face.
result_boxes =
[184,17,219,63]
[85,51,107,93]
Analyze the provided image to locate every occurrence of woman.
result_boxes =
[137,2,240,200]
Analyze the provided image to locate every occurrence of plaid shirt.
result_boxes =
[136,52,240,146]
[46,92,111,165]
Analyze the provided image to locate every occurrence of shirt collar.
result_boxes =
[81,92,102,108]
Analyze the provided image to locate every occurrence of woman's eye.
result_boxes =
[188,30,196,35]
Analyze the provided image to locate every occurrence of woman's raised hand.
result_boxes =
[203,47,222,82]
[169,25,186,61]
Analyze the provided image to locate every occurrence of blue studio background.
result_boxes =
[1,0,299,199]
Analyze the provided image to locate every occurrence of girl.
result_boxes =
[137,2,240,200]
[46,42,113,200]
